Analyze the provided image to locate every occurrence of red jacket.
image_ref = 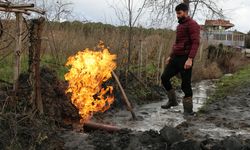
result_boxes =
[171,16,200,58]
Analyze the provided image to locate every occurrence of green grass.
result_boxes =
[0,54,29,83]
[40,54,68,81]
[0,54,68,84]
[199,64,250,112]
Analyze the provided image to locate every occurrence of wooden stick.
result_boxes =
[6,4,34,8]
[0,2,11,6]
[22,7,45,15]
[112,71,137,120]
[0,7,30,15]
[0,4,45,15]
[13,12,23,91]
[0,3,34,8]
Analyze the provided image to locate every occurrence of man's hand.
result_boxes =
[165,57,171,65]
[184,58,193,69]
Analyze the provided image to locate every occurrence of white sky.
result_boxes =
[70,0,250,33]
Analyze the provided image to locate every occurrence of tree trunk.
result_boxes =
[126,0,133,86]
[28,17,45,114]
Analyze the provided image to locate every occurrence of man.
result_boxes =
[161,3,200,115]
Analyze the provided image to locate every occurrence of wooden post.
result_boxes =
[139,40,143,78]
[13,12,23,91]
[112,71,136,120]
[28,17,45,114]
[157,44,163,85]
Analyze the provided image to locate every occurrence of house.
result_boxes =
[201,19,245,48]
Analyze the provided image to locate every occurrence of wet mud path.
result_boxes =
[60,80,250,150]
[178,82,250,140]
[93,80,216,131]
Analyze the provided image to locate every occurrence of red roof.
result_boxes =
[205,19,234,29]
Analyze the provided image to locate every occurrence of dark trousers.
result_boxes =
[161,55,193,98]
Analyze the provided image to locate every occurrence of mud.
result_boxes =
[17,67,80,124]
[60,80,250,150]
[177,82,250,141]
[0,67,79,149]
[2,68,250,149]
[91,80,216,131]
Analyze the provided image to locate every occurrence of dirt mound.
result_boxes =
[17,67,80,124]
[86,129,166,150]
[0,67,79,149]
[63,126,249,150]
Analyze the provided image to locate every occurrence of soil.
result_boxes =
[176,82,250,141]
[59,81,250,150]
[17,67,80,124]
[1,68,250,150]
[0,67,80,149]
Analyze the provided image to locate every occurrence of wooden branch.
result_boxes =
[0,1,11,6]
[112,71,137,120]
[7,4,34,8]
[0,7,30,15]
[0,28,16,39]
[0,3,34,8]
[0,2,45,15]
[22,7,45,15]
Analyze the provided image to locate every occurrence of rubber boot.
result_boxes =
[183,97,194,115]
[161,89,178,109]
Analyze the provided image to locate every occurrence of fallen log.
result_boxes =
[83,121,121,133]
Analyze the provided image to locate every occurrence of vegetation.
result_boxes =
[1,22,248,92]
[199,64,250,112]
[1,21,176,85]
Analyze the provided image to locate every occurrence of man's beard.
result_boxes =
[178,16,186,23]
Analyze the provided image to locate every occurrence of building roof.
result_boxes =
[205,19,234,29]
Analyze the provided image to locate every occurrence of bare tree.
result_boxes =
[53,0,73,21]
[146,0,224,26]
[109,0,147,83]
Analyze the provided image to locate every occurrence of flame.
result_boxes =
[64,45,117,123]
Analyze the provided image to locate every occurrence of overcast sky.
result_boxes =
[70,0,250,33]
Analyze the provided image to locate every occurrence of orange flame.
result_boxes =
[65,45,117,123]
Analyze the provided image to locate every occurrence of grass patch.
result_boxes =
[199,64,250,112]
[0,55,29,83]
[0,54,68,83]
[40,54,68,81]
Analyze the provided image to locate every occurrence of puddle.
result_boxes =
[96,80,216,131]
[191,123,250,140]
[92,79,250,139]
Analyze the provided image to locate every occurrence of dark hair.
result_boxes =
[175,3,189,11]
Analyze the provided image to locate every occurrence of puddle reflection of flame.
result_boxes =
[64,43,117,123]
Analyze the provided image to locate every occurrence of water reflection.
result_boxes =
[96,80,216,131]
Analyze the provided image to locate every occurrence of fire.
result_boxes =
[64,44,117,123]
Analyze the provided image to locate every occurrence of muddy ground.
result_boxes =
[60,81,250,150]
[1,67,250,150]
